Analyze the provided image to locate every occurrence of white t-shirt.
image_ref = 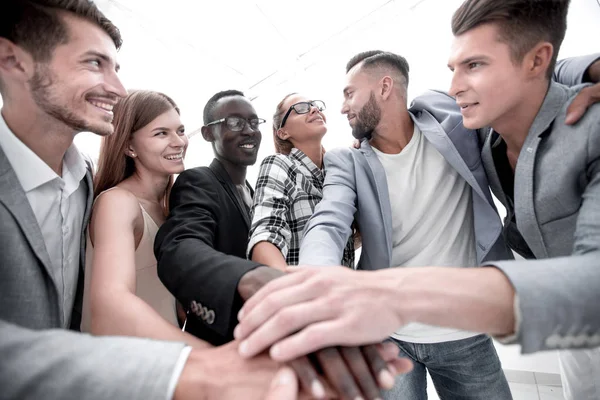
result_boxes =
[372,124,478,343]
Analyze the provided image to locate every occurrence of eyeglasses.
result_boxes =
[279,100,326,129]
[206,116,266,132]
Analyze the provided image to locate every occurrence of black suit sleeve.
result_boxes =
[154,168,261,341]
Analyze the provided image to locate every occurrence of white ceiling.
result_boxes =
[67,0,600,181]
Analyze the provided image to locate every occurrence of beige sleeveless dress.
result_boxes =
[81,190,178,332]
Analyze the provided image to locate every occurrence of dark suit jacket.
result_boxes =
[155,158,262,345]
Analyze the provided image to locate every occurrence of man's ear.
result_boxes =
[201,125,215,142]
[380,76,394,100]
[526,42,553,79]
[276,128,290,141]
[0,38,35,84]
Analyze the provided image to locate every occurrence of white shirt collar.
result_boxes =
[0,112,87,193]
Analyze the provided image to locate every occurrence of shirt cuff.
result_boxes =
[167,346,193,400]
[494,294,522,345]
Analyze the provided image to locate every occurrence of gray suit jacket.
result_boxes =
[485,82,600,353]
[0,144,92,330]
[299,90,513,270]
[0,319,186,400]
[0,145,185,399]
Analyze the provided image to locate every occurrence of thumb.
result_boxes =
[265,367,298,400]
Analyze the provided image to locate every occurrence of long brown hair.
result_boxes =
[94,90,180,214]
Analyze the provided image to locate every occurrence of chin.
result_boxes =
[87,122,115,136]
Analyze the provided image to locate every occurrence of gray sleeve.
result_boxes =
[490,253,600,353]
[489,112,600,353]
[0,319,187,400]
[299,149,357,266]
[553,53,600,86]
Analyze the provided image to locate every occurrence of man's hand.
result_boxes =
[173,341,288,400]
[566,82,600,124]
[235,266,410,360]
[237,266,408,399]
[566,57,600,125]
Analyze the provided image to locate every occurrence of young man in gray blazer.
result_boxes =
[0,1,298,399]
[449,0,600,397]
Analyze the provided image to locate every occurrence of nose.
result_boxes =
[341,101,349,115]
[448,70,464,98]
[241,120,257,136]
[105,69,127,99]
[171,132,188,148]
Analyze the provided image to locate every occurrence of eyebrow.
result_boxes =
[83,50,120,72]
[152,125,185,132]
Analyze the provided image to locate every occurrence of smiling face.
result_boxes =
[208,95,262,166]
[341,66,383,140]
[276,94,327,147]
[447,23,529,131]
[26,13,127,136]
[129,107,188,176]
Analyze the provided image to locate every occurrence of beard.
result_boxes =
[351,91,381,140]
[29,64,114,136]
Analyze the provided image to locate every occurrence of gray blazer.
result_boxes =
[0,145,185,399]
[0,319,186,400]
[485,82,600,354]
[299,90,513,270]
[0,144,92,330]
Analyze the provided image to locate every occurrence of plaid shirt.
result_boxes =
[248,148,354,267]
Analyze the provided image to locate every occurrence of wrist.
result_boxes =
[173,348,212,400]
[585,59,600,83]
[237,266,284,301]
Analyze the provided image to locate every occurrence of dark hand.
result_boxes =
[286,343,399,400]
[238,266,285,301]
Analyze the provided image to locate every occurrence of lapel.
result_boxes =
[0,146,56,286]
[414,110,489,203]
[79,163,94,268]
[512,83,569,258]
[209,159,251,229]
[358,140,393,267]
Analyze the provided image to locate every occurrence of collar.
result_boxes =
[0,112,87,193]
[289,148,323,181]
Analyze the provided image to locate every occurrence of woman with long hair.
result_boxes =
[81,90,207,347]
[247,93,354,269]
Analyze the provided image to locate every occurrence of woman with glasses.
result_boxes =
[81,90,208,348]
[247,93,354,269]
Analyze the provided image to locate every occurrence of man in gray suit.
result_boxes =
[0,1,300,399]
[234,0,600,397]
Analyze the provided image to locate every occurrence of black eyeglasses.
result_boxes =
[279,100,326,129]
[206,116,266,132]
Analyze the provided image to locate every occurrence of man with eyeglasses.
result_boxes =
[154,90,404,400]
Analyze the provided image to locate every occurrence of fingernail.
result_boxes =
[237,309,244,320]
[388,363,397,375]
[272,369,294,388]
[233,325,241,339]
[354,397,365,400]
[238,341,249,356]
[311,380,326,398]
[379,369,395,388]
[269,344,281,359]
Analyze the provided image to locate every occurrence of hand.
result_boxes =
[566,81,600,124]
[237,266,408,399]
[235,266,410,361]
[352,139,361,149]
[173,341,289,400]
[286,342,406,400]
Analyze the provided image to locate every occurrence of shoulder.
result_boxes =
[324,146,361,166]
[257,154,296,178]
[92,187,142,225]
[175,166,214,184]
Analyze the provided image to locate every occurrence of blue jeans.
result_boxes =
[382,334,512,400]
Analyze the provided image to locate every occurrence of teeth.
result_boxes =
[240,144,255,149]
[89,100,114,111]
[165,153,183,160]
